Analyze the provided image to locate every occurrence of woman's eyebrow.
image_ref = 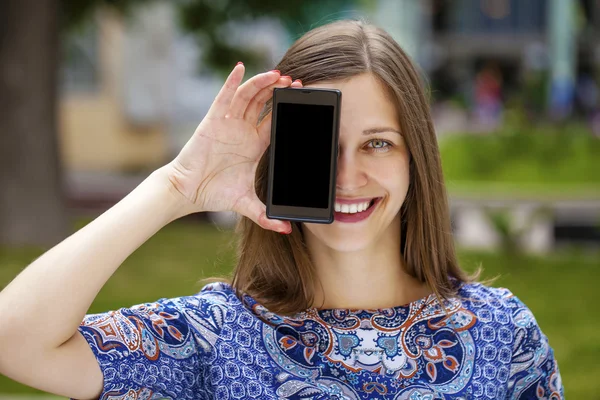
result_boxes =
[362,127,402,135]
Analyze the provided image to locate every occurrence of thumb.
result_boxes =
[235,193,292,234]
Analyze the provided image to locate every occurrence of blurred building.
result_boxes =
[424,0,600,120]
[59,3,289,174]
[370,0,600,135]
[59,3,289,218]
[60,8,170,173]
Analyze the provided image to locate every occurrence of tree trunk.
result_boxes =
[0,0,69,247]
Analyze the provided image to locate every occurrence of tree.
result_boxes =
[0,0,67,247]
[0,0,360,247]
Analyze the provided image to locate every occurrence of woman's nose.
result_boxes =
[336,151,367,192]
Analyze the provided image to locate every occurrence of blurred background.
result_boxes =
[1,0,599,397]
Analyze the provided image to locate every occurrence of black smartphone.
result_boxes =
[266,87,341,224]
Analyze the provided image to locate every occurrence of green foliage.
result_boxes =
[440,119,600,186]
[61,0,362,74]
[60,0,157,32]
[177,0,362,75]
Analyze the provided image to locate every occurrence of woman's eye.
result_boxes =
[367,139,392,153]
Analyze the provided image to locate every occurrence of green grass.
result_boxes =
[439,126,600,187]
[445,180,600,201]
[1,219,599,397]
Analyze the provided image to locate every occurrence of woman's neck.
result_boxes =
[305,226,432,310]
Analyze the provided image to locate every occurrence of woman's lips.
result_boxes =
[334,197,382,223]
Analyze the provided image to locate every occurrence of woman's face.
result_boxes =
[301,73,410,252]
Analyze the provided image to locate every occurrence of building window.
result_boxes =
[448,0,547,34]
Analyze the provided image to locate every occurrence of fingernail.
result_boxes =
[293,79,302,84]
[237,61,244,66]
[270,69,280,74]
[282,75,292,80]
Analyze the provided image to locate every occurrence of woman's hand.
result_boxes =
[165,63,301,233]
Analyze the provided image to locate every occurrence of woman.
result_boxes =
[0,20,563,399]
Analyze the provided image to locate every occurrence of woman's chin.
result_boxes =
[315,231,375,253]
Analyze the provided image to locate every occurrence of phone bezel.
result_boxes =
[266,87,341,224]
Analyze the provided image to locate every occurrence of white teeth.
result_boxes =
[335,200,373,214]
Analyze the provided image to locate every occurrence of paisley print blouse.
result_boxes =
[76,281,564,399]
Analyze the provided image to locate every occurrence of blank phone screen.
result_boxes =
[272,103,334,209]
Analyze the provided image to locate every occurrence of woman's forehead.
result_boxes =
[305,74,399,132]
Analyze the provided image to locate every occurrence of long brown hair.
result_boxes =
[220,19,482,316]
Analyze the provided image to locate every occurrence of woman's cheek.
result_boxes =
[369,153,409,182]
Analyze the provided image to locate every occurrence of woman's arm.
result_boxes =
[0,166,189,399]
[0,64,299,399]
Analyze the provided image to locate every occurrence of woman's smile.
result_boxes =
[334,197,383,223]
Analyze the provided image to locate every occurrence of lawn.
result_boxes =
[1,217,599,398]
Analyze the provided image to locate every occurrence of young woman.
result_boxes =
[0,20,563,399]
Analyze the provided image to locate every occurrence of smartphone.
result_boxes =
[266,87,341,224]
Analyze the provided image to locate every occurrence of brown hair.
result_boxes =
[217,19,482,316]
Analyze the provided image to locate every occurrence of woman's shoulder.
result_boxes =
[453,282,564,398]
[170,281,240,310]
[196,281,238,301]
[456,280,524,307]
[455,279,512,300]
[452,280,538,324]
[117,282,242,322]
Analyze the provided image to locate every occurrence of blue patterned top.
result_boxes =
[76,281,564,399]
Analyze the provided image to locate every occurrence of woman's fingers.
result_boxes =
[244,76,293,126]
[256,112,273,148]
[206,63,246,119]
[228,70,282,119]
[256,79,303,146]
[234,192,292,233]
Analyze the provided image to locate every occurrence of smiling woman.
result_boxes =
[0,19,563,400]
[238,28,471,314]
